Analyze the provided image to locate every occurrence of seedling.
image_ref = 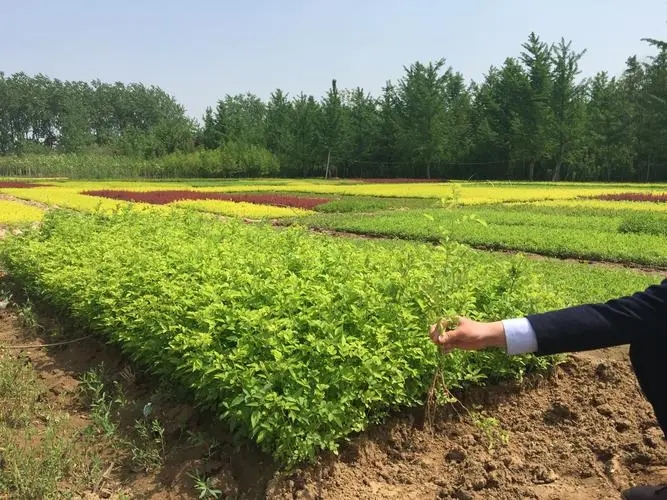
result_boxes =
[187,470,222,499]
[425,316,460,430]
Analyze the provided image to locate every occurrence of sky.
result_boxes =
[3,0,667,122]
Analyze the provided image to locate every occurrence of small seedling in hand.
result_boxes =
[425,315,460,431]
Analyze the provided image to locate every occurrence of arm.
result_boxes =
[527,278,667,355]
[429,279,667,355]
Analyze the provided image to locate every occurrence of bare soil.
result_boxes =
[0,305,665,500]
[268,348,667,500]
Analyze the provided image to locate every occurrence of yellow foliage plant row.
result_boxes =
[192,182,667,204]
[528,198,667,213]
[0,199,45,225]
[171,199,314,219]
[0,187,313,220]
[0,187,169,215]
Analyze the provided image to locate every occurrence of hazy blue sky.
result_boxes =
[3,0,667,121]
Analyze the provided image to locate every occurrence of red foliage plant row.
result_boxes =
[82,190,333,210]
[589,192,667,203]
[0,181,52,188]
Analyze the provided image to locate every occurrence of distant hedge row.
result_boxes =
[0,142,279,179]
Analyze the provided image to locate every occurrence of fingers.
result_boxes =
[429,317,452,344]
[428,317,475,352]
[429,322,461,346]
[438,328,463,349]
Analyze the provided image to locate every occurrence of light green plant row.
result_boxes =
[0,209,563,466]
[297,208,667,267]
[618,212,667,237]
[344,236,664,310]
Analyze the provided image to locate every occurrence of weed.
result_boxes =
[188,469,223,499]
[425,317,460,430]
[471,412,509,451]
[0,355,43,427]
[0,424,73,499]
[186,430,221,460]
[130,416,166,472]
[0,284,11,308]
[79,366,119,438]
[16,299,39,332]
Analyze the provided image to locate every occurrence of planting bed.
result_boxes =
[590,192,667,203]
[83,189,332,210]
[0,198,45,225]
[0,209,561,466]
[296,206,667,268]
[1,178,667,497]
[0,181,51,188]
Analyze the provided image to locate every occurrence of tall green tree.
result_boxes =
[375,81,400,177]
[265,89,293,163]
[205,94,265,147]
[518,33,554,180]
[289,93,321,176]
[549,38,587,181]
[319,79,345,177]
[396,59,450,178]
[635,40,667,180]
[340,87,379,177]
[581,72,634,180]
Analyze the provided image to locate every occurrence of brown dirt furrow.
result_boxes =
[266,349,667,500]
[0,302,665,498]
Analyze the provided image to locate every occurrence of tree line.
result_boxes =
[3,32,667,181]
[0,74,195,157]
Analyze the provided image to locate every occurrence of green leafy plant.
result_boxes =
[471,412,509,451]
[297,203,667,267]
[0,208,562,465]
[16,300,39,332]
[618,212,667,236]
[130,416,166,472]
[187,470,223,499]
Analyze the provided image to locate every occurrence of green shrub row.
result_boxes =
[0,209,560,465]
[297,208,667,267]
[618,213,667,237]
[0,141,279,179]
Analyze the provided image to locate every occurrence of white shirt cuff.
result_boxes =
[502,317,538,355]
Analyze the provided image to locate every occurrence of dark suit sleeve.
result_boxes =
[526,278,667,355]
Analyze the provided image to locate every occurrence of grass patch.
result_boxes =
[315,196,439,213]
[618,213,667,237]
[295,206,667,267]
[0,352,104,499]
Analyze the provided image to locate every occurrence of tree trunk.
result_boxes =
[552,144,565,181]
[528,160,535,181]
[552,160,562,181]
[426,163,431,179]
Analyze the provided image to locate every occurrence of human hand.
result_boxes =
[428,317,506,353]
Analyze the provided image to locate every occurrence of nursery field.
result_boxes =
[0,177,666,498]
[2,178,667,267]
